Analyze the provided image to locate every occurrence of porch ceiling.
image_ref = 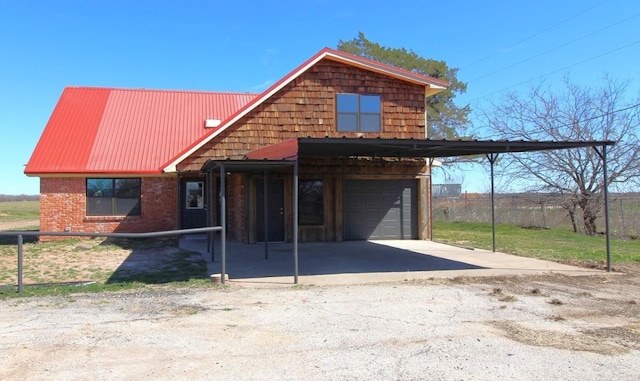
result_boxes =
[201,159,295,173]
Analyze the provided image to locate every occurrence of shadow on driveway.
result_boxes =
[183,238,485,281]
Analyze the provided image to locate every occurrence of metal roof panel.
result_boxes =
[240,137,616,161]
[26,87,257,174]
[25,87,110,174]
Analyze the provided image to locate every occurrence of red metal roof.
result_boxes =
[25,87,257,175]
[244,139,300,160]
[28,48,450,175]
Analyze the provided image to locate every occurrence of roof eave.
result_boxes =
[26,170,168,177]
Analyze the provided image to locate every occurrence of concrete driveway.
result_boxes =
[180,236,602,286]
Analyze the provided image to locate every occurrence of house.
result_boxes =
[25,47,450,242]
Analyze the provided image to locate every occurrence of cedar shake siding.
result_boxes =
[177,60,427,171]
[177,59,432,243]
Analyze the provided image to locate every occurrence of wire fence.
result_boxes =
[433,193,640,239]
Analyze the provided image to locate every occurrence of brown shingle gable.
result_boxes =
[177,59,427,172]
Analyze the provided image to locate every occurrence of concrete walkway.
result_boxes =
[179,235,603,286]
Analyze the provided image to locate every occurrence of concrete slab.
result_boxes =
[179,235,602,286]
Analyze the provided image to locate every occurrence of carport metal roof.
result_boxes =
[202,137,616,285]
[242,137,615,160]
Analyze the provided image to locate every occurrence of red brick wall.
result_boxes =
[226,174,245,241]
[39,176,178,240]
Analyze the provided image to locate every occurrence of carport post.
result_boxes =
[293,160,299,284]
[17,234,23,293]
[595,145,612,272]
[220,163,226,284]
[487,153,499,252]
[207,169,215,261]
[263,170,269,260]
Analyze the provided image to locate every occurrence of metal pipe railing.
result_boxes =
[0,226,222,293]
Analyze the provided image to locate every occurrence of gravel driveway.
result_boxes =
[2,272,639,381]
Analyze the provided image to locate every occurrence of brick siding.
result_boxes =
[39,177,178,240]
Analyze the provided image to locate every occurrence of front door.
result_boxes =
[181,178,207,229]
[256,178,285,242]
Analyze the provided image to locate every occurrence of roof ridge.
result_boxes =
[64,86,259,96]
[321,47,451,87]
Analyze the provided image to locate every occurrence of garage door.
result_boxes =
[344,180,417,240]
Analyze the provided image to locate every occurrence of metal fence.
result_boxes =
[0,227,221,293]
[432,193,640,239]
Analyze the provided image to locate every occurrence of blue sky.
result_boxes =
[1,0,639,195]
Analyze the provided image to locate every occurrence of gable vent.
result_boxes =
[205,118,221,128]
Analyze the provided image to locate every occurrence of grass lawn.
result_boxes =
[0,237,213,299]
[433,221,640,263]
[2,199,638,298]
[0,200,39,220]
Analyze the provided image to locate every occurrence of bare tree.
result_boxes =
[481,76,640,236]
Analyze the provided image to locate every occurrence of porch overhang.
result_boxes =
[200,137,617,285]
[242,137,616,160]
[201,159,295,173]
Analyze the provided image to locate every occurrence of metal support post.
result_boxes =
[17,235,23,294]
[293,160,299,284]
[220,163,227,284]
[486,153,498,253]
[264,171,269,260]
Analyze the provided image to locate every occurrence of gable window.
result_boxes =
[336,94,381,132]
[299,180,324,225]
[86,178,141,216]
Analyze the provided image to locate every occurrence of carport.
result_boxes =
[202,137,616,284]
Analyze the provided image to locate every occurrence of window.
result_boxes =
[86,178,141,216]
[186,181,204,209]
[336,94,381,132]
[299,180,324,225]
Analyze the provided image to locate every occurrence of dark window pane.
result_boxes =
[86,178,141,216]
[186,181,204,209]
[360,95,381,113]
[299,180,324,225]
[87,179,113,197]
[115,179,141,198]
[360,114,381,132]
[337,114,358,132]
[336,94,358,112]
[87,197,113,216]
[115,198,141,216]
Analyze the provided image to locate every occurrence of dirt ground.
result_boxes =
[2,268,640,380]
[0,218,39,231]
[2,218,640,379]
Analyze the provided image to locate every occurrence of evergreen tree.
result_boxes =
[338,32,470,139]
